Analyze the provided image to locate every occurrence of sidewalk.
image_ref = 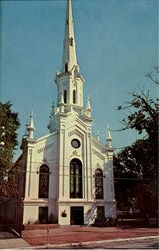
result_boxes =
[0,238,30,249]
[23,226,159,247]
[0,227,158,249]
[0,232,30,249]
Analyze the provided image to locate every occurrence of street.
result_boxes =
[50,237,159,249]
[81,238,158,249]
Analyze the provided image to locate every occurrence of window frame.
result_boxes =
[38,165,49,199]
[95,168,104,200]
[70,158,83,198]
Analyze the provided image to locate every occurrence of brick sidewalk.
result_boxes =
[23,226,159,246]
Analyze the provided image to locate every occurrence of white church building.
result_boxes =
[18,0,116,226]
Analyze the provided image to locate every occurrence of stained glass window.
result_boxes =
[64,90,67,103]
[39,165,49,198]
[70,37,73,46]
[70,158,82,198]
[95,169,103,199]
[73,90,76,104]
[65,63,68,73]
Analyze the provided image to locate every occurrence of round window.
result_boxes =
[71,139,81,149]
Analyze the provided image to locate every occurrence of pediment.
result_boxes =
[68,127,85,138]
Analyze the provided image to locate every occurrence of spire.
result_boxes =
[62,0,77,72]
[97,130,100,142]
[86,96,91,110]
[85,96,92,118]
[27,111,35,139]
[106,125,112,148]
[48,102,56,132]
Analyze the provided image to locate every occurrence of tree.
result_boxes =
[114,66,158,216]
[0,101,20,201]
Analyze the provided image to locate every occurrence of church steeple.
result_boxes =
[62,0,77,72]
[55,0,84,110]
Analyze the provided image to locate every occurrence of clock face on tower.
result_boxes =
[71,139,81,149]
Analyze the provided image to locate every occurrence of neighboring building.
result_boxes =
[17,0,116,226]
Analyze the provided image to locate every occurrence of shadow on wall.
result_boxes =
[86,204,97,225]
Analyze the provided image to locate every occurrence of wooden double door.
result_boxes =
[71,206,84,225]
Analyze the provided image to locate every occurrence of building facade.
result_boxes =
[19,0,116,226]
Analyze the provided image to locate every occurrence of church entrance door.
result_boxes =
[71,206,84,225]
[39,207,48,224]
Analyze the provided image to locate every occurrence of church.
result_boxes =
[18,0,116,226]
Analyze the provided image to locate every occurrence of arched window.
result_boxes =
[95,169,103,199]
[64,90,67,103]
[70,37,73,46]
[70,158,82,198]
[73,90,76,104]
[65,63,68,72]
[39,165,49,198]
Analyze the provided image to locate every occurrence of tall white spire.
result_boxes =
[55,0,84,109]
[62,0,77,72]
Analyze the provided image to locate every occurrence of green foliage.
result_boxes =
[135,183,158,217]
[0,101,20,166]
[0,176,19,201]
[0,101,20,201]
[117,91,158,138]
[114,138,156,212]
[115,67,158,216]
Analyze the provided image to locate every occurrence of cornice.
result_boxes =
[92,148,105,161]
[23,198,57,206]
[92,137,106,152]
[58,200,116,205]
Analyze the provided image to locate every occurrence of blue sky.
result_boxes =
[1,0,158,160]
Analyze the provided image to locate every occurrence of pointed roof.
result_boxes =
[106,125,112,140]
[86,96,91,110]
[27,110,35,131]
[97,129,100,141]
[62,0,77,72]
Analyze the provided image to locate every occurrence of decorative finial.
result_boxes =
[85,95,92,117]
[107,124,111,140]
[27,111,35,139]
[86,96,91,110]
[106,124,112,148]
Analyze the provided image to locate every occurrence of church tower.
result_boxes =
[18,0,116,226]
[55,0,84,109]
